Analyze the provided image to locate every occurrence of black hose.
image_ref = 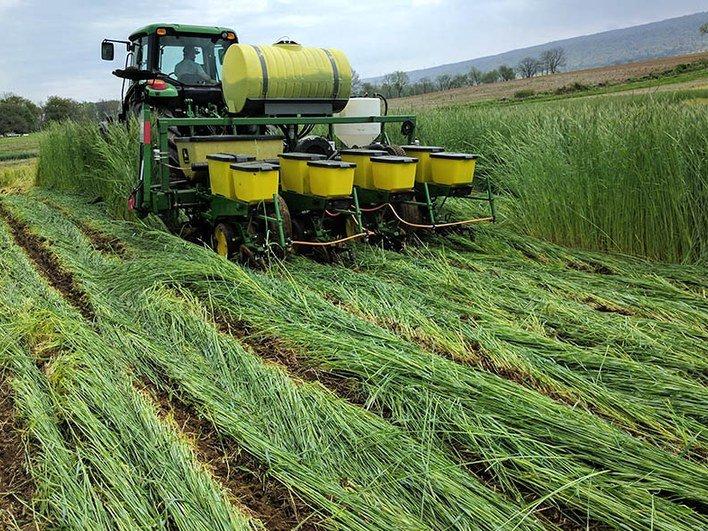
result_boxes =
[374,93,389,116]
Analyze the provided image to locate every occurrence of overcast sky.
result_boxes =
[0,0,705,102]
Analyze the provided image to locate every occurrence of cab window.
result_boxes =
[131,37,149,69]
[157,35,230,85]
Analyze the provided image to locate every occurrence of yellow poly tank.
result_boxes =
[278,152,326,194]
[340,149,387,189]
[401,145,445,183]
[430,153,478,186]
[206,153,256,198]
[176,135,284,179]
[230,162,279,203]
[307,160,356,198]
[370,156,418,192]
[222,42,353,115]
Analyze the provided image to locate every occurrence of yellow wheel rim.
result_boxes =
[215,228,229,257]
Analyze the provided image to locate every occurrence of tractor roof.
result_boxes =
[129,23,236,41]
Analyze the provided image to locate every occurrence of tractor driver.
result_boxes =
[174,46,212,84]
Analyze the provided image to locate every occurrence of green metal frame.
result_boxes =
[413,180,497,225]
[135,105,416,249]
[281,188,364,241]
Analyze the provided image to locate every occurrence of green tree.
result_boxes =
[481,70,500,84]
[0,94,41,134]
[382,71,410,98]
[350,70,363,96]
[95,100,121,120]
[417,77,434,94]
[436,73,452,91]
[43,96,82,124]
[498,64,516,81]
[700,22,708,34]
[450,74,468,89]
[467,67,482,86]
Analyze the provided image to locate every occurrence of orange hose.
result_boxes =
[291,231,372,247]
[387,203,493,229]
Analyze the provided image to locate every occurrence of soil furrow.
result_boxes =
[138,380,320,531]
[0,203,95,321]
[35,197,126,258]
[213,313,366,406]
[0,374,36,531]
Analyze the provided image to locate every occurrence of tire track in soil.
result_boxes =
[0,375,36,531]
[138,381,320,531]
[0,203,96,321]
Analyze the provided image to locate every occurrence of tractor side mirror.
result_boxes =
[218,48,226,64]
[101,41,115,61]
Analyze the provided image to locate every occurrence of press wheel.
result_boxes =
[399,203,423,226]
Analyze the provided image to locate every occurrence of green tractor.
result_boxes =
[103,24,237,123]
[101,23,493,264]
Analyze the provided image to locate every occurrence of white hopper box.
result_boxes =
[334,98,382,148]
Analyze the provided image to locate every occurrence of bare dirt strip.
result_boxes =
[0,204,95,321]
[140,381,320,531]
[0,376,36,530]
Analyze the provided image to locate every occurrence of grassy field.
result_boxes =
[0,133,41,161]
[391,53,708,110]
[399,90,708,263]
[0,86,706,529]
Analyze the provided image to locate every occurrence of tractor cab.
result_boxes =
[102,24,238,118]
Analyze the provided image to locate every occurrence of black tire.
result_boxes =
[295,136,334,157]
[385,144,407,157]
[399,203,423,225]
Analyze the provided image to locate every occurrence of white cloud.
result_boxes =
[1,0,706,101]
[0,0,21,11]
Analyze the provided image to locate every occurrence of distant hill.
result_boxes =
[365,12,708,84]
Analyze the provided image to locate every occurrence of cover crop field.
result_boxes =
[0,90,706,530]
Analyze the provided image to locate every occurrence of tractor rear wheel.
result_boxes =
[384,144,407,157]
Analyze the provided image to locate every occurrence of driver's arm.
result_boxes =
[195,63,212,82]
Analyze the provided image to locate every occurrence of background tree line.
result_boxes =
[0,94,120,135]
[356,47,567,98]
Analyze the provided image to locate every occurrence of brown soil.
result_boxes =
[0,375,36,530]
[36,198,126,258]
[391,52,708,110]
[74,222,126,258]
[140,381,320,530]
[0,203,95,321]
[214,313,365,405]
